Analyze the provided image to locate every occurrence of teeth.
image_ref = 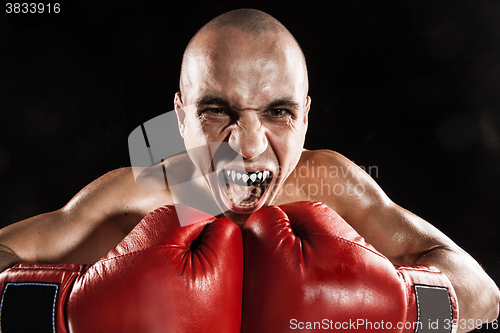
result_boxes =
[224,170,272,207]
[223,169,272,186]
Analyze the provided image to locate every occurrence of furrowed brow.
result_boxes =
[195,96,300,111]
[195,96,230,108]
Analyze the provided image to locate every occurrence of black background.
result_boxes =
[0,0,499,329]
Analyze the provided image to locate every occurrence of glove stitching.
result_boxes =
[0,282,59,332]
[415,284,421,333]
[14,266,83,272]
[396,265,442,274]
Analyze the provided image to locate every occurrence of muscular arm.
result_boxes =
[359,202,499,330]
[0,167,172,270]
[317,150,500,331]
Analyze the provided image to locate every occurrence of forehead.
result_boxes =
[182,28,307,107]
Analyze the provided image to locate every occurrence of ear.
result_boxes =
[303,95,311,131]
[174,92,186,138]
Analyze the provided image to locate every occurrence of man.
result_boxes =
[0,8,498,331]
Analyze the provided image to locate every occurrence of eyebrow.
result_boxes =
[267,98,300,110]
[195,95,300,110]
[196,96,231,108]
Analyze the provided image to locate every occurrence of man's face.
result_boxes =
[175,28,310,224]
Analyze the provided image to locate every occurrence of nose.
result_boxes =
[228,113,268,160]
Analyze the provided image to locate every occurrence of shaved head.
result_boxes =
[201,8,288,34]
[179,9,308,100]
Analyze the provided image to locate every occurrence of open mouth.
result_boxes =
[219,169,273,211]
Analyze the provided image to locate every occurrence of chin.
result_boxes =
[221,210,252,226]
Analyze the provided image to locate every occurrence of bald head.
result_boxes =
[201,8,288,35]
[179,9,308,102]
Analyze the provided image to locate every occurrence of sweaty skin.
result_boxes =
[0,11,498,332]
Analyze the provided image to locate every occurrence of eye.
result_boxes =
[200,108,228,116]
[205,108,226,116]
[267,109,289,117]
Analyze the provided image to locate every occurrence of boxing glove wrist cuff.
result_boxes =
[0,263,85,333]
[397,264,459,333]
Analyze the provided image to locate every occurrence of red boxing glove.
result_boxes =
[242,201,458,333]
[0,205,243,333]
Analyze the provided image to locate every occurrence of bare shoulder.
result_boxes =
[301,149,359,169]
[297,149,390,218]
[299,149,364,176]
[63,167,174,230]
[64,153,195,230]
